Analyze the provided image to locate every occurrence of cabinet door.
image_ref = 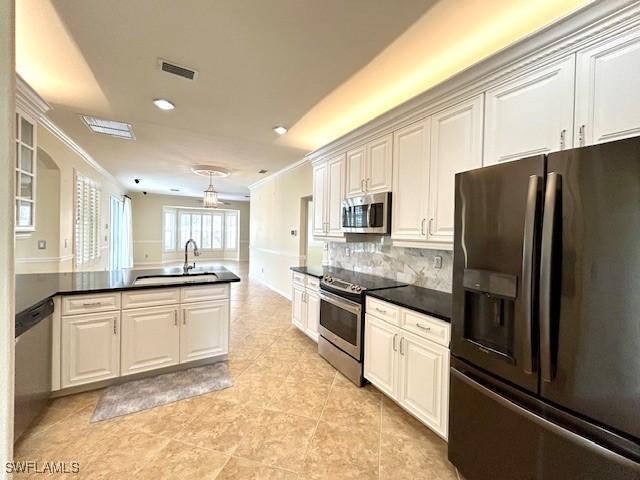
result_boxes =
[484,56,575,166]
[121,305,180,376]
[398,331,449,439]
[575,27,640,146]
[312,162,327,236]
[364,314,399,398]
[326,153,345,237]
[392,118,431,241]
[292,285,307,332]
[428,95,484,244]
[366,134,393,194]
[345,146,366,198]
[180,300,229,363]
[61,312,120,388]
[305,290,320,342]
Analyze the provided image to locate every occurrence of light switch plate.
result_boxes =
[37,240,46,250]
[433,255,443,269]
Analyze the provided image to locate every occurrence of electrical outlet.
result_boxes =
[37,240,46,250]
[433,255,443,269]
[290,229,297,237]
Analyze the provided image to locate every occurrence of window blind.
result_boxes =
[75,173,101,266]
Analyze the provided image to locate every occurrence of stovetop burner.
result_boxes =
[320,268,406,302]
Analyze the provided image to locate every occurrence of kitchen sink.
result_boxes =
[133,273,219,286]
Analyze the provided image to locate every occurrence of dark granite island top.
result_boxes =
[15,266,241,334]
[366,285,452,322]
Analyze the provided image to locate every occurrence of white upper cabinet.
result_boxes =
[366,134,393,194]
[427,95,484,244]
[345,146,366,197]
[484,56,575,166]
[392,118,431,242]
[575,27,640,146]
[312,161,327,237]
[345,135,393,198]
[326,153,345,237]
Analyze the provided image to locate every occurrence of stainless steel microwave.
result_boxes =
[341,192,391,234]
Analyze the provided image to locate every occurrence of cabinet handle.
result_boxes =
[420,218,426,236]
[578,124,585,146]
[427,218,434,237]
[361,179,365,192]
[174,310,178,326]
[83,302,102,308]
[183,312,186,325]
[375,307,387,314]
[416,322,431,332]
[560,129,566,150]
[113,318,117,335]
[399,337,405,356]
[393,333,398,352]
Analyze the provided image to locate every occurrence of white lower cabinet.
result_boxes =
[364,299,450,439]
[180,300,229,363]
[121,305,180,376]
[291,272,320,342]
[61,311,120,388]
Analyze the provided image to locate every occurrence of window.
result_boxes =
[163,207,240,251]
[15,111,36,232]
[75,173,101,267]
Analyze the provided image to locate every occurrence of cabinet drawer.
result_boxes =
[366,297,400,326]
[62,292,121,316]
[306,276,320,291]
[401,310,450,347]
[180,284,229,303]
[292,272,307,287]
[122,288,180,309]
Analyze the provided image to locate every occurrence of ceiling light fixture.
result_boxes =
[153,98,175,111]
[203,172,220,208]
[191,165,230,208]
[273,126,288,135]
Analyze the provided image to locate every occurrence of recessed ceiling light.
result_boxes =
[170,188,180,192]
[153,98,175,111]
[273,126,288,135]
[80,115,135,140]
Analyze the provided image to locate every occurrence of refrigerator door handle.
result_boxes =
[521,174,540,374]
[540,171,561,383]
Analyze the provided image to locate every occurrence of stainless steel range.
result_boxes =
[318,269,406,386]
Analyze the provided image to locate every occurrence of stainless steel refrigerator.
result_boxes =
[449,137,640,479]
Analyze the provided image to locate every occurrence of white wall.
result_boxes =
[249,160,312,299]
[0,0,15,469]
[130,192,250,267]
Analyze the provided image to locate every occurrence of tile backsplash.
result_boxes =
[327,241,453,292]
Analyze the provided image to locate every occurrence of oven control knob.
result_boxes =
[349,285,356,291]
[354,286,362,293]
[325,276,333,283]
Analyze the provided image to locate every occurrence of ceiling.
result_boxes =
[16,0,437,199]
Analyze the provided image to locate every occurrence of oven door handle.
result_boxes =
[319,291,362,316]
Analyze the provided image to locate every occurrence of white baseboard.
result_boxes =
[249,273,292,301]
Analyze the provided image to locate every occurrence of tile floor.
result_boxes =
[14,262,458,479]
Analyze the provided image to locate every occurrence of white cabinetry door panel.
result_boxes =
[366,134,393,194]
[364,314,398,398]
[62,311,120,388]
[398,331,449,439]
[121,306,180,376]
[428,95,484,244]
[575,27,640,146]
[292,285,306,332]
[312,162,327,236]
[305,291,320,342]
[484,56,575,166]
[392,118,431,241]
[180,300,228,363]
[346,146,366,198]
[326,153,345,237]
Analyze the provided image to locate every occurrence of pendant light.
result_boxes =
[203,171,220,208]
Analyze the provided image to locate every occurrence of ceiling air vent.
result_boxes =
[258,169,268,174]
[80,115,135,140]
[158,58,198,80]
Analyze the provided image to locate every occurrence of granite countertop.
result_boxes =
[366,285,452,322]
[15,266,241,328]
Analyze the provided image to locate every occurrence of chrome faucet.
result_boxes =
[183,239,200,273]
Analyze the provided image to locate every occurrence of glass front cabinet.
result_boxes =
[15,110,37,232]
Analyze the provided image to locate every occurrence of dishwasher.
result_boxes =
[14,298,53,441]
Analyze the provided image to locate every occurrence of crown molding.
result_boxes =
[38,115,121,186]
[247,156,309,190]
[16,75,50,120]
[306,0,640,162]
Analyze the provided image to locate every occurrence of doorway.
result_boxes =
[109,196,124,269]
[301,196,323,267]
